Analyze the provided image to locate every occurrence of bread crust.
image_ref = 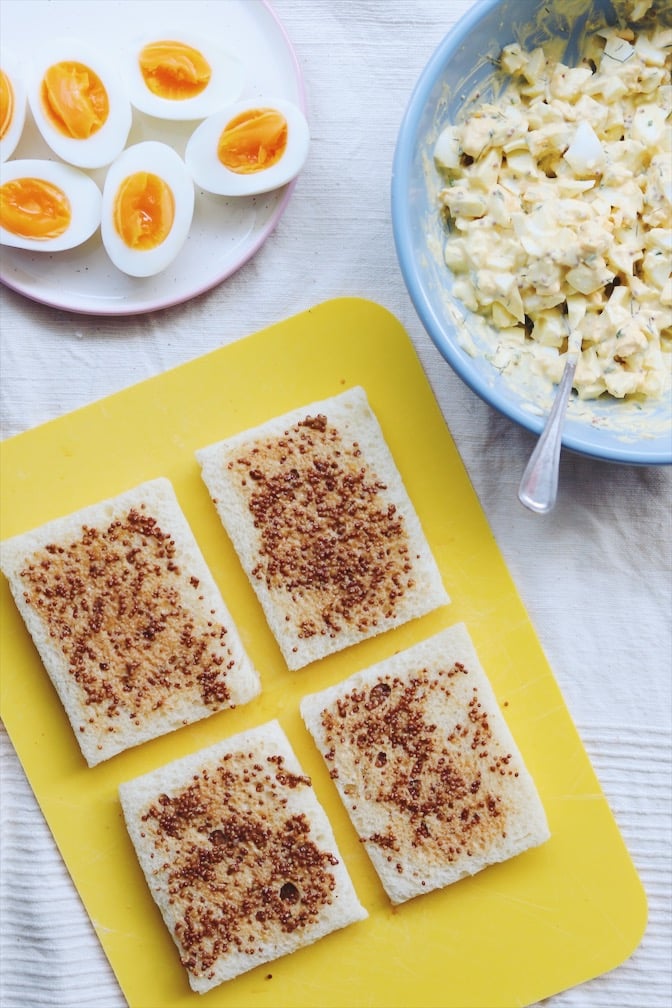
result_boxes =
[197,386,449,670]
[0,477,260,765]
[301,623,550,904]
[119,720,367,993]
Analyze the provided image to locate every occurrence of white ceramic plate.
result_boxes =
[0,0,305,316]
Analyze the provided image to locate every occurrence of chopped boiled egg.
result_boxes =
[434,25,672,402]
[563,121,605,176]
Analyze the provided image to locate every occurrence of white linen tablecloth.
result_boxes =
[1,2,670,1006]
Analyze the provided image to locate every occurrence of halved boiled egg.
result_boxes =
[101,141,194,277]
[126,30,244,121]
[28,39,132,169]
[0,158,102,251]
[184,98,309,196]
[0,53,27,163]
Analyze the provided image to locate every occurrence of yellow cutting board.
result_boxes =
[0,298,646,1008]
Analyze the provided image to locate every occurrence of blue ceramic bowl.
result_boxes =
[392,0,672,464]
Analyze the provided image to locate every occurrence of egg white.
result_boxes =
[28,38,132,169]
[0,158,102,251]
[184,98,310,197]
[0,53,27,163]
[126,29,245,121]
[101,141,194,278]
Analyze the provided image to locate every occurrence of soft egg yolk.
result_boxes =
[113,172,175,250]
[139,41,211,100]
[217,108,288,174]
[0,177,71,239]
[41,61,109,139]
[0,69,14,140]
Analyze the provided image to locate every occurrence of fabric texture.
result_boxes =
[1,2,670,1006]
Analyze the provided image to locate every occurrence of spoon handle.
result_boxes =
[518,356,578,514]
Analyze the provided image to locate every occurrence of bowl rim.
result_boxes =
[391,0,672,466]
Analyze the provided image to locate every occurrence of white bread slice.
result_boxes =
[196,386,448,670]
[119,720,367,993]
[0,478,260,766]
[300,623,550,905]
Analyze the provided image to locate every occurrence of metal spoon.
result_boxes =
[518,329,582,514]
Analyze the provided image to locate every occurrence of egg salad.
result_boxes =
[434,23,671,402]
